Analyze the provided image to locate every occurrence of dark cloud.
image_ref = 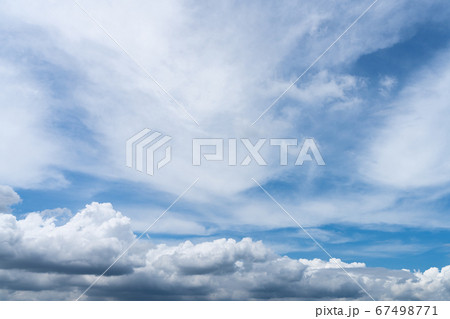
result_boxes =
[0,202,449,300]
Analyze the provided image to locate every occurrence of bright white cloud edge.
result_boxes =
[0,195,449,301]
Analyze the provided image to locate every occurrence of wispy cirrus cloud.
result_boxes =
[0,0,447,197]
[361,49,450,189]
[0,185,20,213]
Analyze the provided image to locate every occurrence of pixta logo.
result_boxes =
[126,129,325,176]
[192,138,325,166]
[126,129,172,176]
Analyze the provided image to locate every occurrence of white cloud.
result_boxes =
[0,202,146,275]
[0,200,449,300]
[379,75,397,96]
[0,0,449,300]
[0,1,448,238]
[0,60,68,189]
[0,185,21,212]
[361,49,450,189]
[286,70,363,109]
[0,0,447,198]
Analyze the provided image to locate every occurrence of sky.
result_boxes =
[1,0,450,300]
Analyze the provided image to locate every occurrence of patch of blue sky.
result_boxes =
[352,22,450,85]
[14,170,174,217]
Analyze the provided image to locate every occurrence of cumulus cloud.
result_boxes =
[0,201,449,301]
[0,202,145,275]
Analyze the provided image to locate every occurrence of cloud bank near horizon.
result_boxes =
[0,193,449,301]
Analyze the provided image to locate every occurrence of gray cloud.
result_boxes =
[0,202,146,276]
[0,202,449,300]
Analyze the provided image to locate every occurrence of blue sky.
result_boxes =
[1,0,450,300]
